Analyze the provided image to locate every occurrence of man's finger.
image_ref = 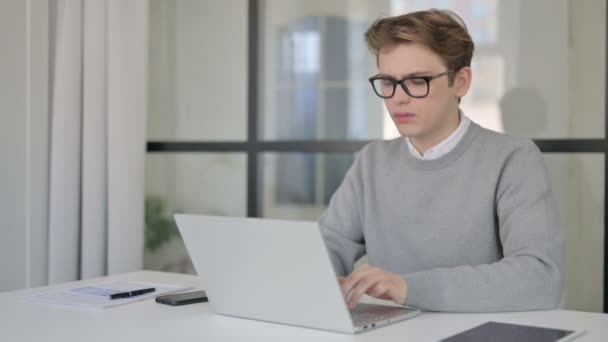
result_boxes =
[341,266,379,297]
[366,282,388,298]
[346,274,384,309]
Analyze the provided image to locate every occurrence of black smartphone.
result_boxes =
[155,290,208,306]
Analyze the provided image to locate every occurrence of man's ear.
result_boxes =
[453,66,472,98]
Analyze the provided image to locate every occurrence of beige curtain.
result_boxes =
[48,0,149,283]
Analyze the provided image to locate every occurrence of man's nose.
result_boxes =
[392,84,412,103]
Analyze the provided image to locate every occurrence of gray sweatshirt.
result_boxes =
[319,121,565,312]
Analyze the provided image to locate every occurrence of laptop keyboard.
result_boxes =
[350,304,412,326]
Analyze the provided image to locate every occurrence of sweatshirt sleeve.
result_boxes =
[404,140,565,312]
[319,153,367,277]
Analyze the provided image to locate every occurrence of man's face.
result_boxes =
[377,42,470,146]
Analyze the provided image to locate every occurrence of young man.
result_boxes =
[319,9,564,312]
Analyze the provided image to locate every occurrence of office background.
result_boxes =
[1,0,606,314]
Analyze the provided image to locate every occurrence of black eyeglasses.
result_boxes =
[368,70,455,99]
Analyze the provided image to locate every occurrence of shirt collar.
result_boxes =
[406,110,471,160]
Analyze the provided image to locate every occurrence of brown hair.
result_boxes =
[365,9,474,83]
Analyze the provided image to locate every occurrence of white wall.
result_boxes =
[562,0,606,313]
[0,0,49,291]
[570,0,606,137]
[145,0,248,272]
[147,0,248,215]
[147,0,248,141]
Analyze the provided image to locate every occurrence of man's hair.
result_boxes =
[365,9,474,84]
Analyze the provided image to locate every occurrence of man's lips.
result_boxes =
[393,112,416,123]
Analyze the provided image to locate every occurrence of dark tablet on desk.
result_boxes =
[440,321,584,342]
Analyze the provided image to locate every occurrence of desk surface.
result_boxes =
[1,271,607,341]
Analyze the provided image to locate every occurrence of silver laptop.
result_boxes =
[174,214,421,334]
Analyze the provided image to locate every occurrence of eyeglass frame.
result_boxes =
[368,69,456,99]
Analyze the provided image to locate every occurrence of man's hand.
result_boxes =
[338,265,408,309]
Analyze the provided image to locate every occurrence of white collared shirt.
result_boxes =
[406,111,471,160]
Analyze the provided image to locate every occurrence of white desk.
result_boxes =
[1,271,607,341]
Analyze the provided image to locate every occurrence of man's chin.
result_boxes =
[397,127,420,138]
